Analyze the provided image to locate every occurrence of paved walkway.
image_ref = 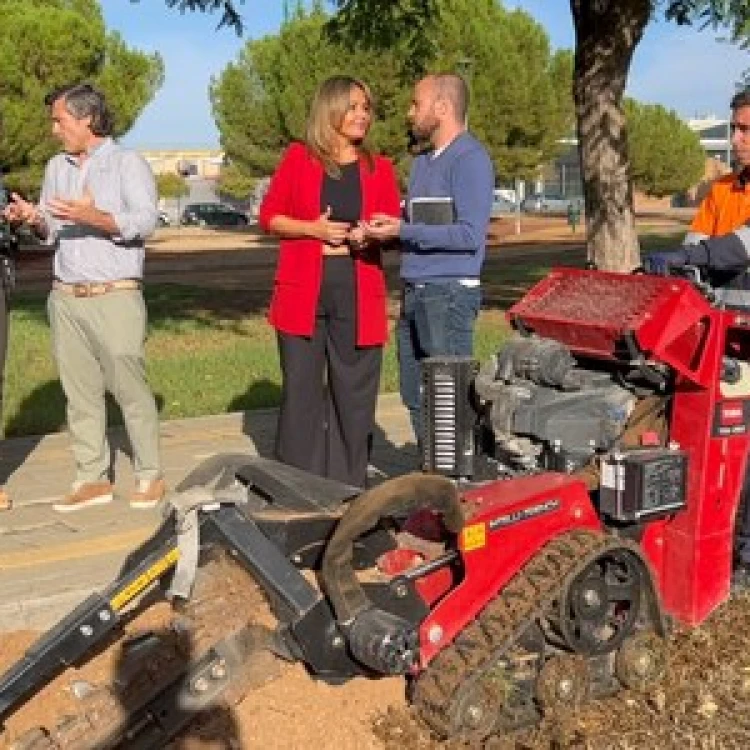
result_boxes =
[0,394,417,631]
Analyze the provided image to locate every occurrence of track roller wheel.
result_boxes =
[559,547,642,655]
[535,654,590,713]
[413,530,607,741]
[448,662,513,738]
[615,631,667,691]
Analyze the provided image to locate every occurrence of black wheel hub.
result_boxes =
[559,548,642,655]
[615,631,667,691]
[535,654,590,713]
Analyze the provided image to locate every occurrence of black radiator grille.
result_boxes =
[421,357,477,477]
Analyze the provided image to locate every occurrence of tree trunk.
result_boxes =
[571,0,650,271]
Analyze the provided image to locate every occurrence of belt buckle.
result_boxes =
[73,283,91,298]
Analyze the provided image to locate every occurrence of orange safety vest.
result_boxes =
[691,173,750,237]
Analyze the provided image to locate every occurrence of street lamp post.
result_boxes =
[176,160,192,228]
[455,57,473,128]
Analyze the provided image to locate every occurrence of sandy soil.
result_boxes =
[0,630,406,750]
[3,580,750,749]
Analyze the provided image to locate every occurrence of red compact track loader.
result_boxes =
[1,267,748,747]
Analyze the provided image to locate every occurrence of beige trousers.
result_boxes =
[47,289,161,485]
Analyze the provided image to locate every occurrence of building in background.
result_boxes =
[140,120,733,217]
[534,116,732,211]
[139,148,224,179]
[688,116,732,166]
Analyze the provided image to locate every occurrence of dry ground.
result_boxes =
[3,579,750,749]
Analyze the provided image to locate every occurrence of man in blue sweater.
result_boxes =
[363,73,494,441]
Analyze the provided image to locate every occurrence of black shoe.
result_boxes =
[731,564,750,594]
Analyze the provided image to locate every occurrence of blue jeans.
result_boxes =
[397,281,481,440]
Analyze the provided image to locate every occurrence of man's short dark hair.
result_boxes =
[731,89,750,112]
[45,83,114,136]
[433,74,469,123]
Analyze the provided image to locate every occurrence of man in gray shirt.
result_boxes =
[3,83,164,512]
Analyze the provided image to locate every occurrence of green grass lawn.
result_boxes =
[3,232,682,438]
[3,286,511,438]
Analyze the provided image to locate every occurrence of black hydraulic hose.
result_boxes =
[320,473,463,625]
[623,331,669,391]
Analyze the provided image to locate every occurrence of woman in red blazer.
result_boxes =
[259,76,401,487]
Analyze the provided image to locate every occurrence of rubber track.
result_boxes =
[412,529,611,739]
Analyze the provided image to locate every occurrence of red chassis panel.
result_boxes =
[650,351,750,625]
[507,268,750,626]
[418,473,601,666]
[508,268,715,387]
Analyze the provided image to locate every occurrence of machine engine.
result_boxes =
[422,335,657,479]
[475,335,638,474]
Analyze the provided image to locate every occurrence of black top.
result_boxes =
[320,161,361,225]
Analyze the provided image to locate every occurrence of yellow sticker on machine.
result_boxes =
[461,522,487,552]
[110,547,180,611]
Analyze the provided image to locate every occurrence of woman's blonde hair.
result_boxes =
[305,75,374,177]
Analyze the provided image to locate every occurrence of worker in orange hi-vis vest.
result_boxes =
[645,90,750,301]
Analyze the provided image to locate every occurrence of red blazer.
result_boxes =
[259,143,401,346]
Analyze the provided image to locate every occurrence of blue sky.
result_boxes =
[101,0,750,149]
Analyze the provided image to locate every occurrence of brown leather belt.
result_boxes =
[52,279,141,298]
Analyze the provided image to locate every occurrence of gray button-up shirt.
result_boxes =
[39,138,158,283]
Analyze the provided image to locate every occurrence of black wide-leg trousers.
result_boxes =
[274,256,382,488]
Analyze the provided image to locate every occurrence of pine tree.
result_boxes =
[0,0,163,195]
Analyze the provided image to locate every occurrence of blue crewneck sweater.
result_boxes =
[399,132,494,283]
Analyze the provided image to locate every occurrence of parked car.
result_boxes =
[491,190,518,217]
[521,193,583,215]
[180,202,249,228]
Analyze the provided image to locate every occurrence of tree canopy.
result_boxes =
[419,0,574,180]
[156,172,189,199]
[171,0,750,269]
[210,5,378,176]
[217,162,258,199]
[210,0,573,189]
[0,0,163,195]
[162,0,244,31]
[625,99,706,198]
